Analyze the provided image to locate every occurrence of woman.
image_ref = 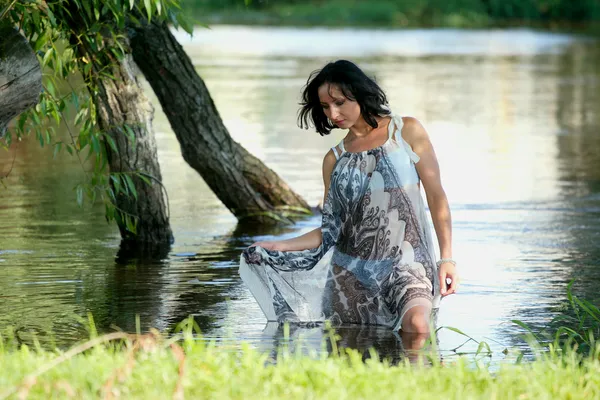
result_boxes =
[240,60,458,335]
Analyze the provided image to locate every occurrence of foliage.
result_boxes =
[1,0,192,233]
[512,280,600,357]
[0,317,599,399]
[181,0,600,27]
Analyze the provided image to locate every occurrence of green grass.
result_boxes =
[1,323,599,399]
[1,282,599,399]
[0,334,599,399]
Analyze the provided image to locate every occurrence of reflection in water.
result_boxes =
[1,28,599,364]
[255,322,434,366]
[553,40,600,303]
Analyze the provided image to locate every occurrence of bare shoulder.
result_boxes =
[322,148,337,176]
[401,117,429,142]
[400,116,431,152]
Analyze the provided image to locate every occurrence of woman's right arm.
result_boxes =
[251,149,337,252]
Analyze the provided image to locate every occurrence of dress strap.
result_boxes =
[389,114,420,164]
[339,139,346,153]
[331,146,340,160]
[388,114,404,140]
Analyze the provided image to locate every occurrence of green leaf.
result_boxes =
[82,0,93,19]
[105,203,115,221]
[90,134,100,154]
[475,341,492,356]
[136,172,152,185]
[129,0,135,10]
[124,174,138,199]
[71,92,79,109]
[511,319,541,342]
[53,142,62,159]
[124,214,137,234]
[442,326,469,338]
[123,124,136,144]
[33,31,49,52]
[110,174,121,193]
[17,114,27,132]
[74,108,87,126]
[108,187,117,202]
[144,0,152,21]
[46,80,55,97]
[36,130,44,147]
[104,134,118,153]
[176,12,193,35]
[47,8,56,25]
[575,298,600,323]
[41,47,53,68]
[32,10,40,28]
[51,109,60,125]
[155,0,162,15]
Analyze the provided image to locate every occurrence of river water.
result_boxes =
[1,26,599,364]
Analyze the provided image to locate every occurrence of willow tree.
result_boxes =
[3,0,175,247]
[3,0,311,244]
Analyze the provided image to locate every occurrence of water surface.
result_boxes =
[1,26,599,363]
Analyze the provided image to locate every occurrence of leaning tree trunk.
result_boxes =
[128,21,312,225]
[0,26,42,138]
[91,51,174,245]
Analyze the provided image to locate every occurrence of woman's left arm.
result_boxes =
[401,117,459,297]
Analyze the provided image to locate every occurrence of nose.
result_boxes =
[329,107,340,120]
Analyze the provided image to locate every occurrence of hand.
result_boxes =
[250,241,288,252]
[439,261,459,297]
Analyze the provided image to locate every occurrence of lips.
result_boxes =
[334,120,344,124]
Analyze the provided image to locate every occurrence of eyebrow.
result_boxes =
[320,97,344,104]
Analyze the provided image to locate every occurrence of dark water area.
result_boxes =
[1,27,599,364]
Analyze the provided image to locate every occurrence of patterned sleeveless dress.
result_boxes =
[240,115,440,330]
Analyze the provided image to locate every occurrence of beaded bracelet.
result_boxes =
[436,258,457,268]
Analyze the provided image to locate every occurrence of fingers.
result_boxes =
[439,271,447,296]
[449,274,460,293]
[441,274,460,297]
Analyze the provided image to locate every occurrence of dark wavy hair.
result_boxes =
[297,60,390,136]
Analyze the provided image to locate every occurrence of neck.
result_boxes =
[348,115,382,138]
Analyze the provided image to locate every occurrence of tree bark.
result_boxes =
[92,51,174,245]
[0,26,42,138]
[128,21,312,225]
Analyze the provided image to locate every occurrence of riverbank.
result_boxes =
[1,330,599,399]
[181,0,600,34]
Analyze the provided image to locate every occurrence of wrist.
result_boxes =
[278,241,291,252]
[436,258,456,268]
[440,249,453,259]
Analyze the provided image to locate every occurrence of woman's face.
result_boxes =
[317,83,361,129]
